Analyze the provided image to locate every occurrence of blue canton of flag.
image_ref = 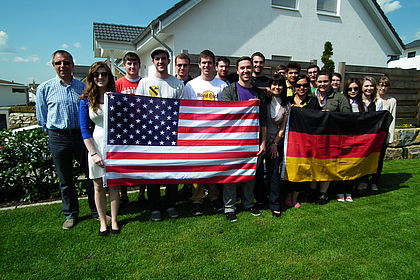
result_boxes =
[107,93,180,146]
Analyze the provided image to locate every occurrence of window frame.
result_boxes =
[407,51,416,58]
[271,0,299,11]
[316,0,341,17]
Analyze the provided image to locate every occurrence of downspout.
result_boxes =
[151,21,174,75]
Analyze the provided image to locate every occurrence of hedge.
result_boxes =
[0,128,86,203]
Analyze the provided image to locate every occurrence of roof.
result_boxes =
[0,80,25,86]
[405,39,420,49]
[371,0,404,49]
[93,22,145,42]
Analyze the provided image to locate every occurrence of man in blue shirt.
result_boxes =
[36,50,97,229]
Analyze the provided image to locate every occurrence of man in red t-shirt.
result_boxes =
[115,52,145,207]
[115,52,142,94]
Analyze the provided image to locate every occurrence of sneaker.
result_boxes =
[316,193,329,205]
[370,184,379,191]
[193,203,204,216]
[225,212,238,222]
[210,199,223,212]
[337,194,345,202]
[357,182,368,191]
[166,207,179,219]
[150,210,162,221]
[246,207,261,216]
[293,202,301,208]
[272,211,282,218]
[62,218,77,230]
[345,196,353,202]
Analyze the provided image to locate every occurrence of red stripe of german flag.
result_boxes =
[284,108,392,182]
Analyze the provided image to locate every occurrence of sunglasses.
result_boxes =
[93,72,109,78]
[348,87,359,91]
[54,61,71,66]
[296,83,309,88]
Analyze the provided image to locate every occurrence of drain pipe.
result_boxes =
[151,22,174,74]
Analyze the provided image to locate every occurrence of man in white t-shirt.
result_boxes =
[135,49,184,222]
[184,50,227,216]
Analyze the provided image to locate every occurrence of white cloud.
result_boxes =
[0,31,8,46]
[73,42,81,48]
[377,0,402,14]
[14,55,40,63]
[61,43,69,49]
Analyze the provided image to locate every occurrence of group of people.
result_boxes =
[36,48,396,236]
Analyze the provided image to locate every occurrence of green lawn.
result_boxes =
[1,159,419,280]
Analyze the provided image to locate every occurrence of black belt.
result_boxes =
[49,129,81,135]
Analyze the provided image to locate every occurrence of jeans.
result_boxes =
[48,130,96,219]
[223,181,255,213]
[266,154,284,212]
[147,184,178,211]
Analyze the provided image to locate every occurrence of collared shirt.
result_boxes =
[286,80,294,97]
[36,77,85,130]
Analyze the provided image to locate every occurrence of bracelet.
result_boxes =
[91,153,98,157]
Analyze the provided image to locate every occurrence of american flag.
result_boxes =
[103,93,260,186]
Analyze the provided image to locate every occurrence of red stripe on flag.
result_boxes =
[179,112,259,121]
[106,175,256,187]
[106,163,257,173]
[286,131,387,159]
[106,151,257,160]
[178,139,259,146]
[178,126,259,133]
[180,99,259,107]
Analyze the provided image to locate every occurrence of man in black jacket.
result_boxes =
[220,56,267,222]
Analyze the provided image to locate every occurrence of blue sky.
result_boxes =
[0,0,418,84]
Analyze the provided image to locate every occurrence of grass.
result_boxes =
[0,159,419,280]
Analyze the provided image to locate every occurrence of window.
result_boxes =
[389,55,399,61]
[317,0,337,13]
[12,88,26,93]
[272,0,297,9]
[272,55,291,61]
[407,51,416,58]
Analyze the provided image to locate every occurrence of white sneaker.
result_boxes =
[371,184,379,191]
[345,194,353,202]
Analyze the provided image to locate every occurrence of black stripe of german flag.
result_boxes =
[284,108,392,182]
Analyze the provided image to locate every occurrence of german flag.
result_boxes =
[284,108,392,182]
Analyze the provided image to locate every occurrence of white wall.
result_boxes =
[388,47,420,70]
[0,85,27,106]
[153,0,400,67]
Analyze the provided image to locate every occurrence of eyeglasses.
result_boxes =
[348,87,359,91]
[296,83,309,88]
[54,61,71,66]
[176,64,189,68]
[93,72,109,78]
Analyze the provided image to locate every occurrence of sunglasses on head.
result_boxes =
[93,72,109,78]
[54,61,71,66]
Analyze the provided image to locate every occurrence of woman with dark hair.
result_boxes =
[284,75,321,208]
[79,62,120,236]
[265,75,289,217]
[343,78,364,113]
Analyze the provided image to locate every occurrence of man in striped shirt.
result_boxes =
[36,50,97,230]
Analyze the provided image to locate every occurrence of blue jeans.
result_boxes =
[266,144,284,212]
[48,130,96,219]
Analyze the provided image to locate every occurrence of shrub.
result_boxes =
[0,128,86,203]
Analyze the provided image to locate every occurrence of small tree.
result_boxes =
[321,41,335,73]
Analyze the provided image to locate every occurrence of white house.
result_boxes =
[93,0,404,77]
[0,80,28,106]
[388,39,420,70]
